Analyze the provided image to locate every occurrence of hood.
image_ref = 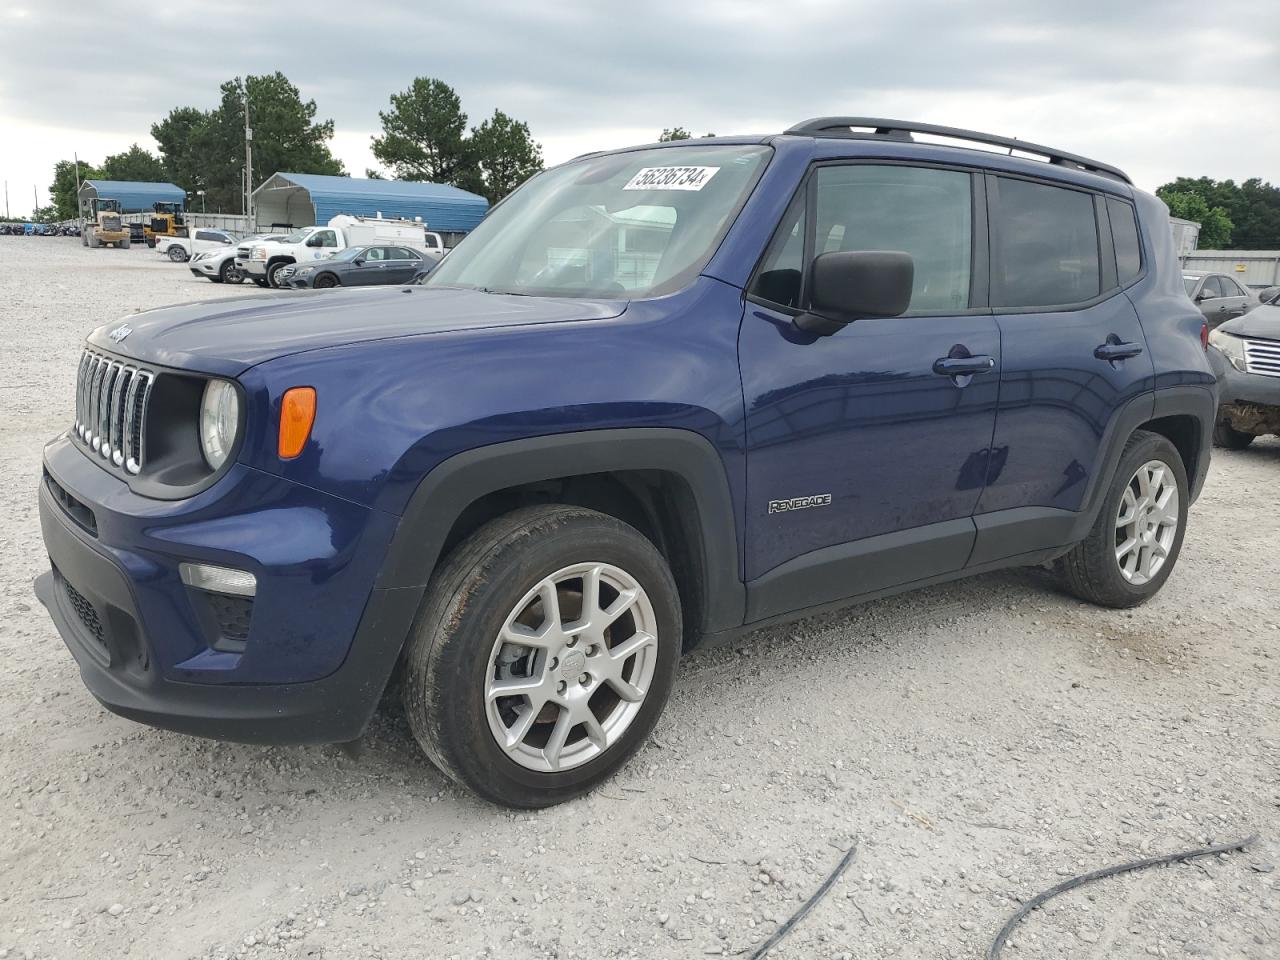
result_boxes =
[1218,304,1280,340]
[86,286,627,376]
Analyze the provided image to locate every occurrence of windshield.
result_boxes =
[281,227,316,244]
[1183,276,1201,295]
[330,246,369,262]
[427,144,771,298]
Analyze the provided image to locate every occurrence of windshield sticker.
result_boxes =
[623,166,720,191]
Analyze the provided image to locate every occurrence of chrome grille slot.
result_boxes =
[74,349,155,475]
[1243,337,1280,379]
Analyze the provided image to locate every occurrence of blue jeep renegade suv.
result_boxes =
[36,118,1216,807]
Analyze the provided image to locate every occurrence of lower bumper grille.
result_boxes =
[62,576,106,647]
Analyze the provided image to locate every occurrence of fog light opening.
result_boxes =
[179,562,257,597]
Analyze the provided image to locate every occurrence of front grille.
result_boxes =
[74,350,154,475]
[63,577,106,647]
[1243,337,1280,379]
[236,245,252,260]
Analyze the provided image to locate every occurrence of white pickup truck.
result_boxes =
[156,228,238,263]
[243,215,446,288]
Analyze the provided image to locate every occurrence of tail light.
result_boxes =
[1200,321,1209,351]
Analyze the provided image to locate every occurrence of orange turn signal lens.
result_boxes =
[278,387,316,459]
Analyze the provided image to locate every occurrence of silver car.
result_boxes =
[1183,272,1253,328]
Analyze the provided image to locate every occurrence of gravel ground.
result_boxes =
[0,237,1276,960]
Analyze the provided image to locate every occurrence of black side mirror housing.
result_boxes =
[794,251,915,335]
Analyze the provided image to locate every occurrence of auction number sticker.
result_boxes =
[623,166,720,191]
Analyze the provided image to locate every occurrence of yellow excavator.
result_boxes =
[144,201,187,247]
[81,197,131,249]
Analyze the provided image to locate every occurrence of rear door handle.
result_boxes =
[933,355,996,377]
[1094,339,1144,362]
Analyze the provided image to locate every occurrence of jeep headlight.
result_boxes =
[1208,329,1247,372]
[199,379,240,469]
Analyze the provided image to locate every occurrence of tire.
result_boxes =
[120,238,131,250]
[252,277,269,288]
[402,505,682,808]
[146,238,156,248]
[218,259,242,284]
[267,261,292,288]
[1213,418,1254,450]
[314,272,339,289]
[1056,430,1189,609]
[168,245,188,263]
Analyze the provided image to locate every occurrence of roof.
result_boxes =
[255,173,488,232]
[80,179,185,213]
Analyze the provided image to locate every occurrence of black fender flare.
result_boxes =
[374,428,746,636]
[1067,383,1215,542]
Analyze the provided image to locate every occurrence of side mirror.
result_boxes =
[794,251,914,335]
[353,258,365,266]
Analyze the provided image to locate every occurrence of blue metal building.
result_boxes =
[78,180,185,213]
[252,173,488,237]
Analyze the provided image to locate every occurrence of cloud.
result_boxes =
[1,0,1276,216]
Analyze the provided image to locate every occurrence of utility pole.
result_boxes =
[4,181,9,220]
[244,87,254,229]
[74,152,82,232]
[33,184,38,220]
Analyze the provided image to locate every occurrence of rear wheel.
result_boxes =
[1056,430,1188,608]
[1213,418,1254,450]
[402,506,681,807]
[168,245,187,262]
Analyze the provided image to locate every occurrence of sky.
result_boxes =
[0,0,1276,218]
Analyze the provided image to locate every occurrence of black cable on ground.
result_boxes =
[988,833,1258,960]
[750,844,858,959]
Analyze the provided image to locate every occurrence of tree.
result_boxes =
[48,159,99,221]
[657,127,715,141]
[99,144,167,182]
[467,110,543,203]
[1160,191,1233,249]
[372,78,470,184]
[151,72,344,213]
[1156,177,1280,249]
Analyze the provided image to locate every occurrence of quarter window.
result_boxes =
[1106,198,1142,284]
[992,178,1099,308]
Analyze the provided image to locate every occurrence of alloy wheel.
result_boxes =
[484,562,658,773]
[1114,459,1179,586]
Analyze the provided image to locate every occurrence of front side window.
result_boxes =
[427,144,771,298]
[750,164,973,314]
[313,230,338,248]
[363,247,386,262]
[1107,198,1142,284]
[992,178,1099,308]
[1200,276,1225,299]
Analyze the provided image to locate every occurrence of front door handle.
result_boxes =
[933,355,996,377]
[1094,338,1144,362]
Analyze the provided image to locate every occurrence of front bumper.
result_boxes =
[35,435,418,744]
[190,259,222,278]
[1209,346,1280,410]
[241,260,267,278]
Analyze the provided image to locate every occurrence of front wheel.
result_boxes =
[314,272,339,288]
[402,505,682,808]
[1213,418,1255,450]
[267,261,292,288]
[1056,430,1188,608]
[219,259,243,284]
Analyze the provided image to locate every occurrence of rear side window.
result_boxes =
[1107,198,1142,284]
[992,178,1099,308]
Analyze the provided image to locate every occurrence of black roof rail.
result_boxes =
[783,117,1132,185]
